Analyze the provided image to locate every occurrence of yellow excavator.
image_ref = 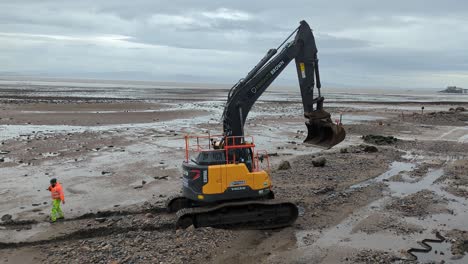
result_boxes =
[167,20,345,229]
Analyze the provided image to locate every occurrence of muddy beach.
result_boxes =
[1,82,468,263]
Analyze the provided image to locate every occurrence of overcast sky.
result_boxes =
[1,0,467,88]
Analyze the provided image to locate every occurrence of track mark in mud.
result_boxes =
[74,206,168,220]
[1,205,169,230]
[0,222,175,249]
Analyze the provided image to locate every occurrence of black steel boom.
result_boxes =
[222,20,345,149]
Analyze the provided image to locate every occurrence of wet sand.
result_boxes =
[1,82,468,263]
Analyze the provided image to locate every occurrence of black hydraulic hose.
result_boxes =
[314,59,321,89]
[405,232,446,261]
[277,26,299,50]
[314,58,321,97]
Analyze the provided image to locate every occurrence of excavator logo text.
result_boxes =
[270,60,285,76]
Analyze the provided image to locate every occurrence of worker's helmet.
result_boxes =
[50,178,57,184]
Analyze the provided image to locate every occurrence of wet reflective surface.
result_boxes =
[296,156,468,262]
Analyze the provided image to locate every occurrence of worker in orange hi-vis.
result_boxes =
[47,178,65,222]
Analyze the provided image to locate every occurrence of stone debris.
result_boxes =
[348,249,400,263]
[386,190,450,217]
[277,160,291,170]
[1,214,12,222]
[362,134,398,145]
[312,157,326,167]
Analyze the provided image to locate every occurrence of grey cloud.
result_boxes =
[1,0,467,88]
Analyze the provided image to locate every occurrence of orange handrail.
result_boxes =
[184,134,260,169]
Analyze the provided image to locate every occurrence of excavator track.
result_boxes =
[166,194,194,213]
[175,199,298,229]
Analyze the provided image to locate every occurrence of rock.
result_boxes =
[362,145,378,153]
[32,203,41,206]
[0,226,6,230]
[312,157,326,167]
[145,213,154,218]
[277,160,291,170]
[362,135,398,145]
[95,217,107,223]
[340,148,348,153]
[101,171,112,175]
[0,158,4,162]
[313,186,335,194]
[142,180,147,185]
[1,214,12,222]
[455,106,466,112]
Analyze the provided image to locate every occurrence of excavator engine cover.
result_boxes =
[304,113,346,149]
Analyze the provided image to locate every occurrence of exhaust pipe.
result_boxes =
[304,110,346,149]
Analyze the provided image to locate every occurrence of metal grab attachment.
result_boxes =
[304,110,346,149]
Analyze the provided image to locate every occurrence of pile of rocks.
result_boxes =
[347,249,400,263]
[362,135,398,145]
[386,190,449,217]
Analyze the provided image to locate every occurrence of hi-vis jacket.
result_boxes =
[48,182,65,201]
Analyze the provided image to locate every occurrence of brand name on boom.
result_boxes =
[270,60,285,75]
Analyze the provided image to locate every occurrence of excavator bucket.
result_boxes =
[304,114,346,149]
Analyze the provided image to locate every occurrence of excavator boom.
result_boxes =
[222,20,345,148]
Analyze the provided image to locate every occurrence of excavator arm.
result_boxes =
[222,20,345,149]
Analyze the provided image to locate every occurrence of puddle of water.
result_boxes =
[331,114,387,124]
[387,169,444,197]
[0,111,214,142]
[41,152,60,157]
[413,240,468,264]
[437,127,468,143]
[349,161,415,190]
[295,159,468,262]
[327,103,455,111]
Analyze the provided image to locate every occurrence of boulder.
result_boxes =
[312,157,327,167]
[1,214,12,222]
[277,160,291,170]
[362,145,378,153]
